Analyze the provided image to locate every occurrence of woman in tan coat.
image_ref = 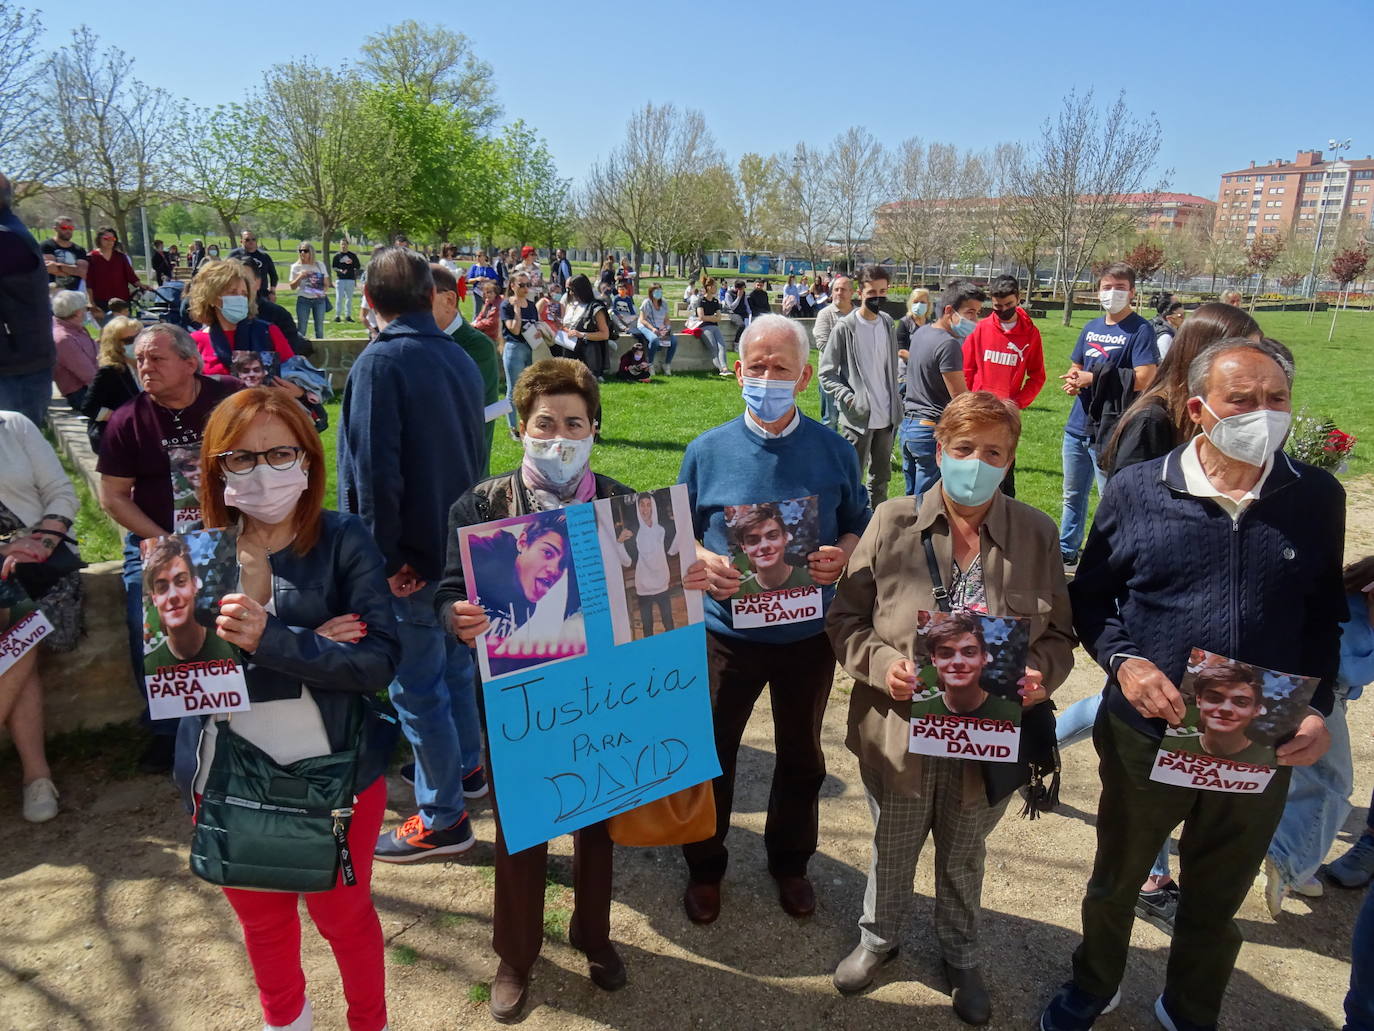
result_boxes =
[827,391,1075,1026]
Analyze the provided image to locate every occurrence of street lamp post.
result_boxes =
[1306,136,1353,313]
[74,95,154,284]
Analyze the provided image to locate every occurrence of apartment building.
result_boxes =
[1215,149,1374,242]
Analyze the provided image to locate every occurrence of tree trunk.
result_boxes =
[1329,284,1346,341]
[221,214,238,242]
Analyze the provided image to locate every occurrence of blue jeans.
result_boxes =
[502,338,533,429]
[700,324,727,370]
[296,295,326,338]
[1269,695,1353,888]
[898,417,940,498]
[1059,430,1107,561]
[1058,692,1171,879]
[335,277,356,318]
[1347,880,1374,1030]
[122,533,176,737]
[818,378,837,429]
[388,584,481,829]
[646,330,677,368]
[0,368,53,430]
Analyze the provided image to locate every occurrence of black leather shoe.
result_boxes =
[489,962,529,1023]
[568,926,627,991]
[684,881,721,924]
[775,874,816,918]
[944,961,991,1025]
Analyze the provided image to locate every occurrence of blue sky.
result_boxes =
[35,0,1374,200]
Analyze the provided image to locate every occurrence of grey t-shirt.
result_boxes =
[904,323,963,421]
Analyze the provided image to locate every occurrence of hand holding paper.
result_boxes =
[807,545,847,586]
[1118,657,1187,725]
[1276,713,1331,766]
[449,599,490,645]
[216,592,268,653]
[1017,666,1047,707]
[886,657,918,701]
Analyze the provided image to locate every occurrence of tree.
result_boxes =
[0,1,47,200]
[48,26,174,252]
[573,182,618,262]
[497,120,571,250]
[160,203,195,240]
[821,127,889,267]
[1245,235,1284,308]
[1012,89,1167,325]
[1123,238,1165,282]
[785,141,837,272]
[358,21,500,130]
[353,85,481,244]
[256,61,372,269]
[734,153,789,253]
[585,103,716,273]
[1328,245,1369,340]
[170,103,268,240]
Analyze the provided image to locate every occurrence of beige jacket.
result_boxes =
[827,488,1076,798]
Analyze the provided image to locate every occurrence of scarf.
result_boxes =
[207,318,272,374]
[520,460,596,512]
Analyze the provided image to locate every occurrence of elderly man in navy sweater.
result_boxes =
[679,313,870,924]
[1040,338,1346,1031]
[338,247,489,862]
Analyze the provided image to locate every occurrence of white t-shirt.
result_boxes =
[619,518,681,596]
[853,314,892,430]
[290,260,328,299]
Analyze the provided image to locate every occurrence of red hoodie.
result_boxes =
[961,307,1045,409]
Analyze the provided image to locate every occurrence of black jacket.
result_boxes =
[174,510,401,808]
[258,297,313,358]
[434,468,632,625]
[1071,444,1346,741]
[81,364,140,452]
[0,205,55,376]
[1104,398,1175,476]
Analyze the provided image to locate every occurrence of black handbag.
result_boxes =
[920,529,1060,818]
[191,704,365,893]
[8,531,86,601]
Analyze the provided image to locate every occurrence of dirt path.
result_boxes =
[3,480,1372,1031]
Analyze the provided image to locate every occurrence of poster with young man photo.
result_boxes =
[140,528,247,719]
[596,485,703,645]
[725,496,822,628]
[1150,648,1318,794]
[230,349,277,387]
[459,509,588,680]
[909,610,1029,763]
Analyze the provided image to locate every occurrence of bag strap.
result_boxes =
[921,528,952,613]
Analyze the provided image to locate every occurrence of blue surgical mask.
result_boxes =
[912,302,928,317]
[124,343,137,360]
[950,313,976,340]
[742,375,797,423]
[940,453,1007,506]
[220,295,250,324]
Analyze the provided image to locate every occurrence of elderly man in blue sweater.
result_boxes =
[1040,337,1346,1031]
[678,313,870,925]
[338,247,489,862]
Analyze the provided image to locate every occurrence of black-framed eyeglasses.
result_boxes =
[216,446,305,476]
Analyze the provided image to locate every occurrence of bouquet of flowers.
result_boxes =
[1288,408,1357,472]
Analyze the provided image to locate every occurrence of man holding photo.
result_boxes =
[1041,338,1345,1031]
[679,314,869,925]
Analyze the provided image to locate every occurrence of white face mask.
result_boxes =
[1197,400,1292,467]
[1099,288,1130,314]
[223,461,309,524]
[522,434,594,488]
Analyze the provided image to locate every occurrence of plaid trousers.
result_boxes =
[858,759,1010,969]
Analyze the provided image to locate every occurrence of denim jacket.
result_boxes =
[174,510,401,809]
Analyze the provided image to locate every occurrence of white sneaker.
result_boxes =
[266,998,312,1031]
[1293,874,1324,898]
[663,364,672,376]
[22,778,58,823]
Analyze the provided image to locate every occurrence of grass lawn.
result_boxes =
[77,307,1373,563]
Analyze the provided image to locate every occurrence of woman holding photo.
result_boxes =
[173,387,400,1031]
[826,390,1075,1025]
[434,358,708,1023]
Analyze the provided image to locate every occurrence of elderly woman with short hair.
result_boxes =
[187,259,296,377]
[49,289,99,411]
[827,390,1075,1025]
[435,357,708,1022]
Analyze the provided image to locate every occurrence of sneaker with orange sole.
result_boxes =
[374,813,475,863]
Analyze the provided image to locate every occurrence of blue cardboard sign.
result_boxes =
[460,485,719,853]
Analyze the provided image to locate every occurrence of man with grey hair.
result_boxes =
[676,311,870,925]
[811,274,853,430]
[819,265,901,507]
[97,322,242,773]
[0,171,56,428]
[50,289,98,410]
[1040,336,1344,1031]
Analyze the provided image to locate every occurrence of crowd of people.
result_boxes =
[2,168,1374,1031]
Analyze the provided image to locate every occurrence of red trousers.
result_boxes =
[221,776,388,1031]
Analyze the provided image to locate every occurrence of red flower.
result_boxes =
[1323,428,1356,454]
